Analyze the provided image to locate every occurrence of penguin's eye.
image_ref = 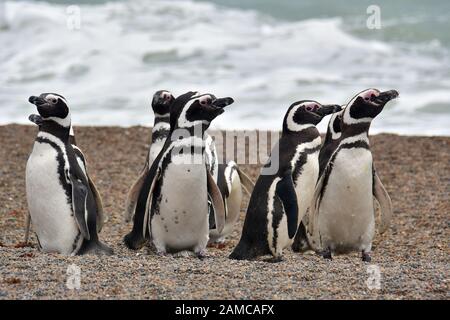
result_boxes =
[51,98,57,104]
[200,97,212,106]
[305,106,313,111]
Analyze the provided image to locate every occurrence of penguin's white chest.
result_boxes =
[151,161,209,251]
[26,141,80,254]
[318,148,375,252]
[294,151,319,221]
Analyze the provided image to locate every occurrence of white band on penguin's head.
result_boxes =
[40,94,71,128]
[342,89,380,125]
[286,102,315,132]
[329,110,343,140]
[177,92,210,128]
[45,93,67,106]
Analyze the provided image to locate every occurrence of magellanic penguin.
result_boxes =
[26,93,112,255]
[209,161,255,245]
[306,88,397,262]
[229,101,342,262]
[25,115,104,244]
[122,91,252,250]
[124,90,175,223]
[124,91,234,257]
[292,108,343,253]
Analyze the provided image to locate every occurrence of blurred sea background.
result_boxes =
[0,0,449,135]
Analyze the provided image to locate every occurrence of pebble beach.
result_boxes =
[0,125,449,299]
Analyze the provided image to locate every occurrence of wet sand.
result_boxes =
[0,125,448,299]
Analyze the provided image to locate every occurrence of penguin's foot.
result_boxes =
[123,231,147,250]
[195,249,207,260]
[291,239,310,253]
[264,256,283,263]
[79,240,114,256]
[156,250,168,257]
[320,248,333,260]
[173,250,193,258]
[362,251,372,262]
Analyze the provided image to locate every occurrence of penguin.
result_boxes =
[26,93,112,255]
[124,90,175,223]
[229,100,342,261]
[305,88,397,262]
[124,91,234,257]
[208,161,254,245]
[291,108,343,253]
[122,91,251,250]
[25,115,105,243]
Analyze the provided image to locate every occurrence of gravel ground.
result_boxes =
[0,124,449,299]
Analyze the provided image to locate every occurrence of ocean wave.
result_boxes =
[0,0,449,135]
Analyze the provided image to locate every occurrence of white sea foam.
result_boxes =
[0,0,449,135]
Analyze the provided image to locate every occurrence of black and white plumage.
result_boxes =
[123,91,234,257]
[229,101,341,261]
[305,88,397,262]
[292,108,343,252]
[124,90,175,223]
[208,161,254,244]
[25,93,112,255]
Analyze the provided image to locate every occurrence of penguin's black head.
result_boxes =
[175,92,234,129]
[28,93,70,127]
[283,100,342,132]
[151,90,175,115]
[343,88,399,125]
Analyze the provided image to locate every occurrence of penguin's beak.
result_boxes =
[28,114,43,126]
[28,95,47,107]
[211,97,234,109]
[315,104,342,117]
[373,90,399,105]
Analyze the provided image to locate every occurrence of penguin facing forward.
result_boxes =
[124,91,234,257]
[124,90,175,223]
[26,93,112,255]
[306,88,397,262]
[229,100,342,262]
[208,161,254,245]
[292,108,343,253]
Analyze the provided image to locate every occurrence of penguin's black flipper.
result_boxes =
[87,175,104,233]
[372,167,393,234]
[307,172,327,251]
[236,166,255,196]
[275,172,299,239]
[207,169,226,234]
[124,160,149,223]
[142,167,160,238]
[70,175,90,240]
